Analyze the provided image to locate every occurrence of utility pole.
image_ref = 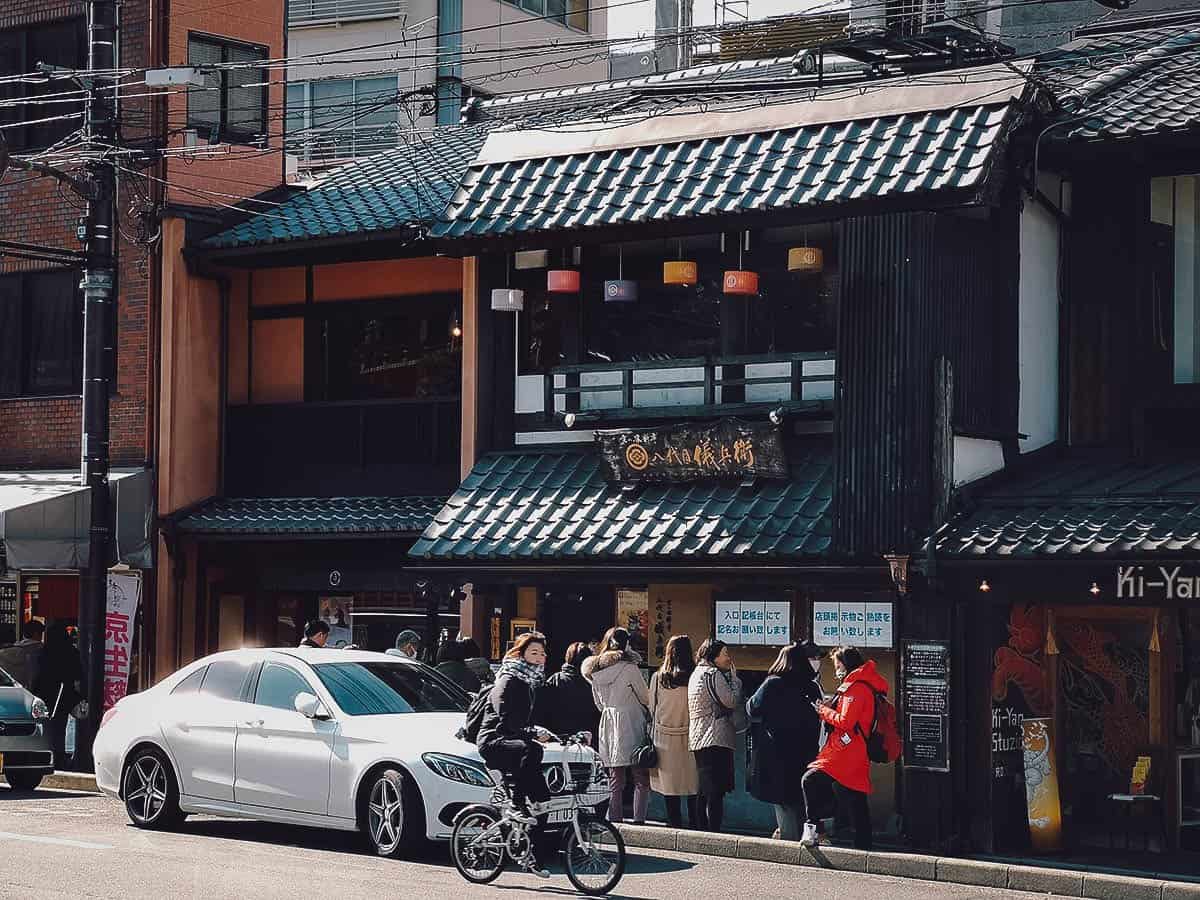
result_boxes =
[76,0,119,770]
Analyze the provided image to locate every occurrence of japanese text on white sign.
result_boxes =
[714,600,791,646]
[812,600,893,648]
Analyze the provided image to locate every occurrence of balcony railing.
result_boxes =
[528,352,835,424]
[289,0,406,27]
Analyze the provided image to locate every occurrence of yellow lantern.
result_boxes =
[664,260,698,286]
[788,246,824,273]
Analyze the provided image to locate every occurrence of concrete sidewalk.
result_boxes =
[1,771,100,793]
[615,824,1200,900]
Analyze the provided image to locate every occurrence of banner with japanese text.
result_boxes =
[103,572,141,712]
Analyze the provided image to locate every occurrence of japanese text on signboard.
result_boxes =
[597,419,788,484]
[103,573,141,712]
[714,600,791,646]
[812,601,893,648]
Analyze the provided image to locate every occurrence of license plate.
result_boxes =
[547,809,572,824]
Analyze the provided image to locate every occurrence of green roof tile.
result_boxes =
[410,443,833,562]
[433,104,1014,239]
[178,496,447,536]
[934,456,1200,559]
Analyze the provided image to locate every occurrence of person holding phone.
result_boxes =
[688,639,743,833]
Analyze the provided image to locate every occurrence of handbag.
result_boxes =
[629,681,658,769]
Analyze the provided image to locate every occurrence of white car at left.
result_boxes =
[93,647,605,856]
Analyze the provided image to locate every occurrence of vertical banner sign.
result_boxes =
[103,573,141,712]
[1022,717,1064,851]
[616,589,650,658]
[902,640,951,772]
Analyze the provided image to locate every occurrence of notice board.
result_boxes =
[902,639,951,773]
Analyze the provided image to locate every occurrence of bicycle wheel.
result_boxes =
[563,817,626,896]
[450,806,507,885]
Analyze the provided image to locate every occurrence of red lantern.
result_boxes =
[723,270,759,296]
[547,269,580,293]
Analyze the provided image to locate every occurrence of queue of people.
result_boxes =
[543,633,889,846]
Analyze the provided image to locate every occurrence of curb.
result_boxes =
[614,825,1200,899]
[2,771,100,793]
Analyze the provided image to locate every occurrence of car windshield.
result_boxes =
[312,662,468,716]
[0,666,13,688]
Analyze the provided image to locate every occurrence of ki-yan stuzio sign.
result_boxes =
[1117,564,1200,600]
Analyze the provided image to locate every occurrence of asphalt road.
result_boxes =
[0,785,1047,899]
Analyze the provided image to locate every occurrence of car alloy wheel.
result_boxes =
[125,754,169,824]
[367,771,406,857]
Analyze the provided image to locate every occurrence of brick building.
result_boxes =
[0,0,285,738]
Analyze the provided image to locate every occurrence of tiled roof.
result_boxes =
[177,496,448,536]
[410,443,833,562]
[203,126,489,250]
[934,457,1200,559]
[434,103,1014,239]
[1039,23,1200,141]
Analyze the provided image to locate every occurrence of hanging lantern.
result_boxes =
[723,270,759,296]
[604,280,637,302]
[787,246,824,273]
[491,288,525,312]
[663,260,698,286]
[605,245,637,302]
[547,269,580,293]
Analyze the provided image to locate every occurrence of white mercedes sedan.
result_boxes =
[93,648,605,856]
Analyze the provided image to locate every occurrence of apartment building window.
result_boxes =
[286,77,400,162]
[1153,175,1200,384]
[187,34,268,144]
[0,271,83,398]
[503,0,589,32]
[0,19,86,150]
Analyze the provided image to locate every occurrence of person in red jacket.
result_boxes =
[800,646,888,850]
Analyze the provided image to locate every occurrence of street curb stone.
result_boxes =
[802,844,868,872]
[736,835,802,866]
[676,830,739,858]
[867,850,937,881]
[1083,873,1165,900]
[614,824,1191,899]
[617,824,677,851]
[936,857,1009,889]
[1008,864,1085,896]
[2,772,99,793]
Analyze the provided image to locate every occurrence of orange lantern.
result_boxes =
[547,269,580,293]
[723,270,759,296]
[787,246,824,273]
[663,260,698,286]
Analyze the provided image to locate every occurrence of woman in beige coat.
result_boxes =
[649,635,699,828]
[582,626,651,824]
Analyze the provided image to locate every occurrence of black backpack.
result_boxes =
[458,686,492,744]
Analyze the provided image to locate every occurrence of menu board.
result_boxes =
[902,640,951,773]
[0,583,16,626]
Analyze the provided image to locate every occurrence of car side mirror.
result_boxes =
[294,692,330,720]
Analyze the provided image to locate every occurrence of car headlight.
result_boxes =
[422,753,494,788]
[30,698,50,720]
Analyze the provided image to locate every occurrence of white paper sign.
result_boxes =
[714,600,790,646]
[813,600,894,648]
[103,572,141,712]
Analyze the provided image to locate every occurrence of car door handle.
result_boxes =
[243,719,264,728]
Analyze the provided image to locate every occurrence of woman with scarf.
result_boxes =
[476,632,554,826]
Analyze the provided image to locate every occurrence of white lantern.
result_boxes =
[491,288,525,312]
